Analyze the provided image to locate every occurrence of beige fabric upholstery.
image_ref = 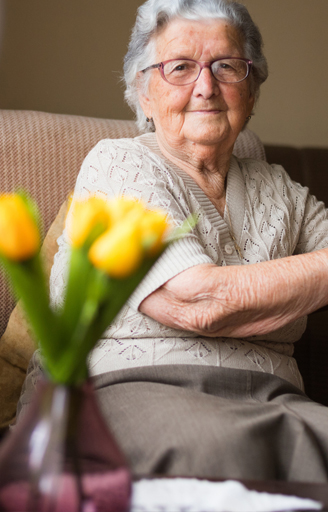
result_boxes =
[0,110,142,338]
[0,109,265,429]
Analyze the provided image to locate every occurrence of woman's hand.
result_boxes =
[140,248,328,337]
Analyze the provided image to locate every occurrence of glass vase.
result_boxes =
[0,378,131,512]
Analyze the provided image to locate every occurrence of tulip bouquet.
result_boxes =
[0,192,188,386]
[0,191,196,512]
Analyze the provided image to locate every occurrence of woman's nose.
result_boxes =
[193,67,220,98]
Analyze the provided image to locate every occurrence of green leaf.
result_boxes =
[0,254,61,361]
[169,213,198,241]
[58,247,96,342]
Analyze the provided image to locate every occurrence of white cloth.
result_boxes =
[131,478,323,512]
[50,134,328,389]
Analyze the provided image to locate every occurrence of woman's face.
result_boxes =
[138,18,255,155]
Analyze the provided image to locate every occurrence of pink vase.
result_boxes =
[0,379,131,512]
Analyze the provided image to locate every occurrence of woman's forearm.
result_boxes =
[139,248,328,337]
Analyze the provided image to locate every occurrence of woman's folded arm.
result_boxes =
[139,247,328,338]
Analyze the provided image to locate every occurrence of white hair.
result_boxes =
[123,0,268,132]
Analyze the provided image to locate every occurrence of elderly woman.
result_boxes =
[22,0,328,481]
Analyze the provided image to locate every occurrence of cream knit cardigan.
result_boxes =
[50,134,328,390]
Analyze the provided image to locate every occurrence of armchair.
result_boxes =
[0,110,327,436]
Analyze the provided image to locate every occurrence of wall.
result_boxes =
[0,0,327,147]
[0,0,141,122]
[243,0,328,147]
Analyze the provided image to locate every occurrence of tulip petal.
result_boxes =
[0,194,40,261]
[68,197,111,248]
[89,220,143,278]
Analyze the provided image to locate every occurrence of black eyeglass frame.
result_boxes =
[142,57,253,85]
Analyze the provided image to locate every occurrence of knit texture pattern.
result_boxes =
[50,134,328,389]
[0,110,142,336]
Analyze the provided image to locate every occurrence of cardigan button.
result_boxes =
[224,244,234,255]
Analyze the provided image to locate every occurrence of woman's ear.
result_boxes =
[136,72,152,119]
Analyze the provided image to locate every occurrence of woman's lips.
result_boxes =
[188,109,223,114]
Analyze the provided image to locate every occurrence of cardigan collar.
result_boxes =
[134,132,246,265]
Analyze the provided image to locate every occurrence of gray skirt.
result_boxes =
[17,357,328,482]
[92,364,328,482]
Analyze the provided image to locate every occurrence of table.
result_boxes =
[136,476,328,511]
[242,479,328,510]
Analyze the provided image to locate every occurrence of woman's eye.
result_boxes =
[219,63,233,70]
[165,60,194,75]
[172,63,193,73]
[173,65,186,72]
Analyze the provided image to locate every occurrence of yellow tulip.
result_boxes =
[0,194,40,261]
[107,196,144,224]
[89,215,143,278]
[72,196,170,278]
[140,209,169,255]
[68,197,111,248]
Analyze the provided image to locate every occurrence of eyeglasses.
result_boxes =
[142,57,252,86]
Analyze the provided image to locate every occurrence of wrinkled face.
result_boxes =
[138,18,255,153]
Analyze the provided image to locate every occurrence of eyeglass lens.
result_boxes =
[163,58,249,85]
